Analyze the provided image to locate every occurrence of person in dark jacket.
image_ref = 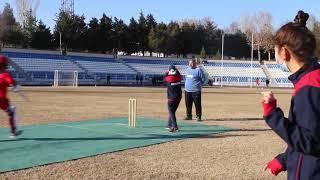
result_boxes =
[135,74,139,86]
[165,65,182,132]
[262,11,320,180]
[106,74,111,85]
[139,74,143,86]
[266,79,270,88]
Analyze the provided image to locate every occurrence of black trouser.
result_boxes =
[168,98,181,128]
[185,91,202,118]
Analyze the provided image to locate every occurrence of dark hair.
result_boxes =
[274,10,316,60]
[189,58,196,63]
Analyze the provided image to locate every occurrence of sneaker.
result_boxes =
[169,127,179,133]
[165,127,171,130]
[10,130,22,138]
[196,117,202,122]
[183,116,192,120]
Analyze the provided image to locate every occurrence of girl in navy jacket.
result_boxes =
[165,65,182,132]
[262,11,320,180]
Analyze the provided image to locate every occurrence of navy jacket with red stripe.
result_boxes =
[164,72,182,101]
[265,59,320,180]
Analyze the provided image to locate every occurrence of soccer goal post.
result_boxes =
[53,70,79,87]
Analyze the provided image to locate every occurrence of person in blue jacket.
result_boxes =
[184,59,205,121]
[261,11,320,180]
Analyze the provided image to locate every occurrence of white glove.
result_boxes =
[13,85,21,93]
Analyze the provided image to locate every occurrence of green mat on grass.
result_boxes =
[0,117,232,173]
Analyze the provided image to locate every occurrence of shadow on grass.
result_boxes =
[197,134,254,139]
[0,128,269,153]
[205,118,263,121]
[0,132,225,142]
[0,128,270,144]
[230,128,271,132]
[204,91,291,95]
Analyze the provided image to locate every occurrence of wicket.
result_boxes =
[128,98,137,127]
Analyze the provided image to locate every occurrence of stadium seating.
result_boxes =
[70,56,137,83]
[0,52,87,85]
[74,58,135,74]
[0,49,298,87]
[203,60,266,86]
[122,57,187,65]
[3,51,64,59]
[123,58,188,76]
[10,58,82,72]
[264,62,291,84]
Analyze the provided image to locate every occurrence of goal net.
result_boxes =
[53,70,78,87]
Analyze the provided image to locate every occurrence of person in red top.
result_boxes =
[255,78,260,88]
[164,65,182,132]
[0,55,21,138]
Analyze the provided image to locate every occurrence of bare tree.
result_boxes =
[225,22,240,34]
[15,0,40,27]
[307,15,319,30]
[240,14,258,58]
[256,12,274,61]
[308,15,320,57]
[240,11,274,61]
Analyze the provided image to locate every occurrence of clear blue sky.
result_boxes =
[1,0,319,31]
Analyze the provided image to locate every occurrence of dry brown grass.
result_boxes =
[0,86,292,180]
